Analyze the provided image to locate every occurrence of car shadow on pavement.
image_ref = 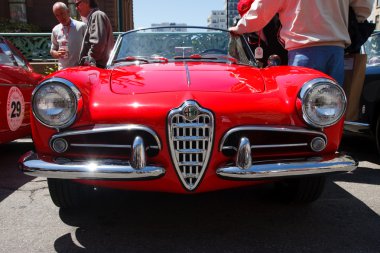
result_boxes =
[339,134,380,185]
[0,140,36,202]
[341,133,379,163]
[53,176,380,253]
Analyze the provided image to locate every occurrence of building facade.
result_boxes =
[207,0,239,30]
[0,0,134,32]
[369,0,380,30]
[207,10,227,29]
[225,0,239,27]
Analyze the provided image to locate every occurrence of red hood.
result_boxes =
[110,62,265,94]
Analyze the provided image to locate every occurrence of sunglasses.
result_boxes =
[75,1,83,7]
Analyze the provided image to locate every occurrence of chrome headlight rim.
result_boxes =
[299,78,347,128]
[32,77,82,129]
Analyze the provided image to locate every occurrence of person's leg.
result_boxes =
[288,46,344,86]
[288,47,321,70]
[325,46,344,86]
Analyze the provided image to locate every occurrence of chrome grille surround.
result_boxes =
[219,126,327,154]
[168,101,214,191]
[49,124,161,156]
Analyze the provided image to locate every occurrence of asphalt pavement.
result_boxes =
[0,136,379,253]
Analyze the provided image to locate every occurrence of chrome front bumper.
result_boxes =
[19,151,165,180]
[216,152,358,179]
[19,151,357,180]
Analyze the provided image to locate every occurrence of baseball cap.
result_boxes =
[237,0,254,17]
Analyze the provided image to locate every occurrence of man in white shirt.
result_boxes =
[50,2,87,70]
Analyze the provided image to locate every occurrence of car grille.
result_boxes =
[49,124,161,158]
[219,126,328,158]
[168,101,214,191]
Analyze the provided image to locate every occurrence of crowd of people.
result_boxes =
[50,0,374,86]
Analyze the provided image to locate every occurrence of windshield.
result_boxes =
[108,26,254,66]
[363,33,380,66]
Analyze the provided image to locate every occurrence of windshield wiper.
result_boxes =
[113,56,169,64]
[113,56,150,64]
[174,54,217,61]
[151,56,169,63]
[174,54,238,64]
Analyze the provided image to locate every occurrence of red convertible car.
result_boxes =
[0,37,43,144]
[19,27,357,208]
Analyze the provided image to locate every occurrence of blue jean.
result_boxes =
[288,46,344,86]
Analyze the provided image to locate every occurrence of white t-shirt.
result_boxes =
[51,18,87,69]
[233,0,373,51]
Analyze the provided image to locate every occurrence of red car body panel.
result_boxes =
[110,63,265,94]
[17,27,357,210]
[28,62,344,193]
[0,38,43,144]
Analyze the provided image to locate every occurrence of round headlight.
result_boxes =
[32,78,81,128]
[300,78,346,128]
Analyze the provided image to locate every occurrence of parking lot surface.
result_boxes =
[0,136,379,253]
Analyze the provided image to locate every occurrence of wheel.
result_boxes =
[376,113,380,155]
[47,178,94,208]
[275,175,326,203]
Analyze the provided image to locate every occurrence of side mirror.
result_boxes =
[267,54,281,67]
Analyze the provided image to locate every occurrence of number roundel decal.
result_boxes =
[7,87,25,131]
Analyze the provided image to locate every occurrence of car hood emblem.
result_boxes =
[183,105,199,121]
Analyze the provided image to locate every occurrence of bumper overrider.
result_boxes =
[19,150,357,180]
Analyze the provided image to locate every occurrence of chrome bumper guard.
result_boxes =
[216,152,358,179]
[19,151,165,180]
[20,151,357,181]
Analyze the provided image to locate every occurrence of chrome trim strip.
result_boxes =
[107,34,122,67]
[222,143,308,152]
[216,153,357,179]
[222,146,238,152]
[178,161,203,166]
[50,124,162,150]
[219,126,327,151]
[177,149,205,154]
[19,151,165,180]
[344,121,370,127]
[173,123,209,128]
[71,144,132,148]
[184,62,191,87]
[0,83,34,88]
[70,143,160,150]
[174,136,208,141]
[251,143,308,149]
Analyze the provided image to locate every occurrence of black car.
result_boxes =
[344,31,380,152]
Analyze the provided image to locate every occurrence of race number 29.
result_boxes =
[7,87,25,131]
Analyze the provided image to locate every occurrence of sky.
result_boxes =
[133,0,226,28]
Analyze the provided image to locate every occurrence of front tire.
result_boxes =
[276,176,326,203]
[47,178,93,208]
